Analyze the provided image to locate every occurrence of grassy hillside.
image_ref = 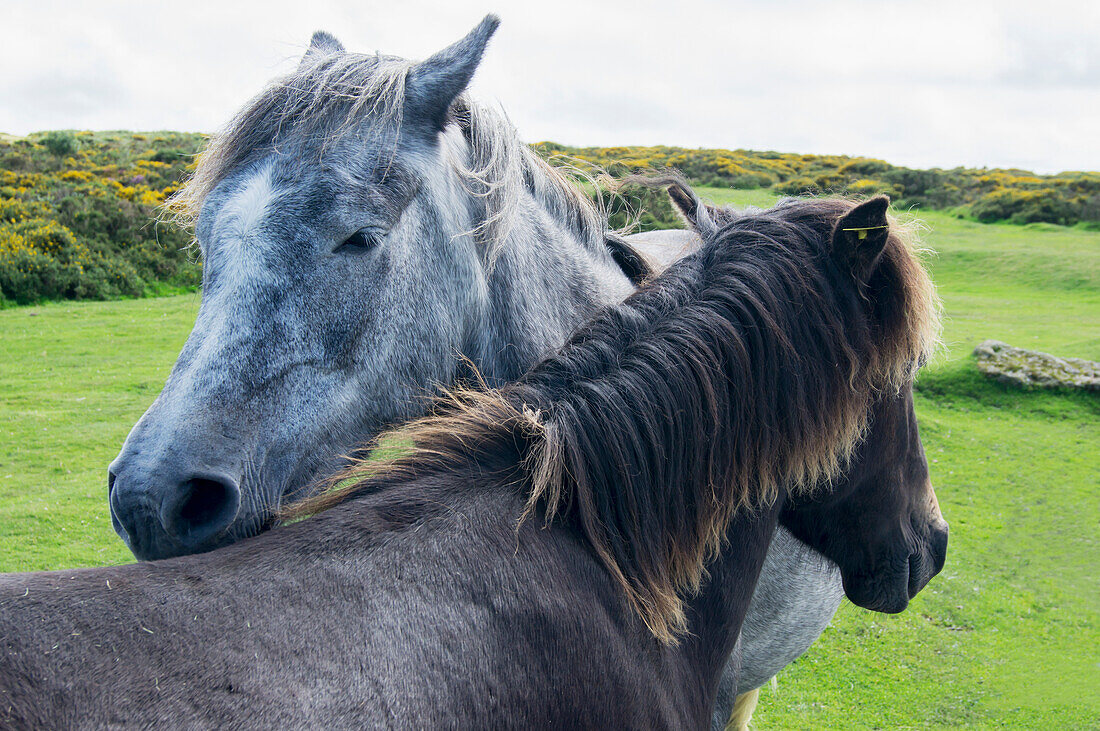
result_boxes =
[0,188,1097,727]
[3,130,1097,305]
[539,143,1100,228]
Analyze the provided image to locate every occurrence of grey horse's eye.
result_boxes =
[336,230,379,254]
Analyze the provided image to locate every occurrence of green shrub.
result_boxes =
[42,131,78,157]
[150,148,188,164]
[730,172,775,189]
[839,158,892,177]
[0,247,68,302]
[845,179,900,198]
[973,189,1077,226]
[775,177,820,196]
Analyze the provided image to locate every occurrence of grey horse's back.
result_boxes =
[624,228,701,270]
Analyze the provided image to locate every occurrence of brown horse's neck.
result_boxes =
[674,495,785,718]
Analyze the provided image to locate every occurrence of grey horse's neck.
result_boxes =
[458,151,635,384]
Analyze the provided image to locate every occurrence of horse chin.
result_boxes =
[908,522,949,598]
[841,567,912,614]
[126,504,273,562]
[126,531,233,563]
[841,529,948,614]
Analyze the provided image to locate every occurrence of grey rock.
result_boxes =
[973,340,1100,391]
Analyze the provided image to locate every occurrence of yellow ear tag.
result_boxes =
[841,225,888,241]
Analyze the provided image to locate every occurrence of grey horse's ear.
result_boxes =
[300,31,344,67]
[405,15,500,133]
[832,196,891,283]
[668,182,700,227]
[667,182,718,238]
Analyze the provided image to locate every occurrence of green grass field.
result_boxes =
[1,190,1097,727]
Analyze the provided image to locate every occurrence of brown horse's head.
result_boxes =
[780,386,948,613]
[660,178,948,614]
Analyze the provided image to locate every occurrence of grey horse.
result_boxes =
[105,17,839,726]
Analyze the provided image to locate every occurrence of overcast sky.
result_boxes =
[2,0,1096,174]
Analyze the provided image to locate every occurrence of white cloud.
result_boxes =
[0,0,1096,173]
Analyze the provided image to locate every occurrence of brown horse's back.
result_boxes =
[0,485,716,729]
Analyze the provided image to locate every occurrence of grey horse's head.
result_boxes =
[109,18,518,560]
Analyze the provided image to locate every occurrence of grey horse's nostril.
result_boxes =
[165,476,241,549]
[108,469,117,495]
[179,479,230,525]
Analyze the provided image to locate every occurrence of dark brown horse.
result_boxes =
[0,191,945,728]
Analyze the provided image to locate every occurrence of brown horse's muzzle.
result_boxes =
[909,516,949,597]
[842,490,948,614]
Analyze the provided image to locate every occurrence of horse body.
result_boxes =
[93,18,946,727]
[5,471,760,729]
[624,227,702,269]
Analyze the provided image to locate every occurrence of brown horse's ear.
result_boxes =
[300,31,345,68]
[832,196,891,283]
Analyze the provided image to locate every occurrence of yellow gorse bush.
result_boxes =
[0,131,203,303]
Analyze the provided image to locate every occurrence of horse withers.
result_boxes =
[1,187,946,728]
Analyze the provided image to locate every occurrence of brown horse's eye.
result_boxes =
[337,230,378,253]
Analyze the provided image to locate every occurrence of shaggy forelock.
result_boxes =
[743,196,941,390]
[169,51,410,226]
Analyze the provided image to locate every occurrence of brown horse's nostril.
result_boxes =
[165,476,241,550]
